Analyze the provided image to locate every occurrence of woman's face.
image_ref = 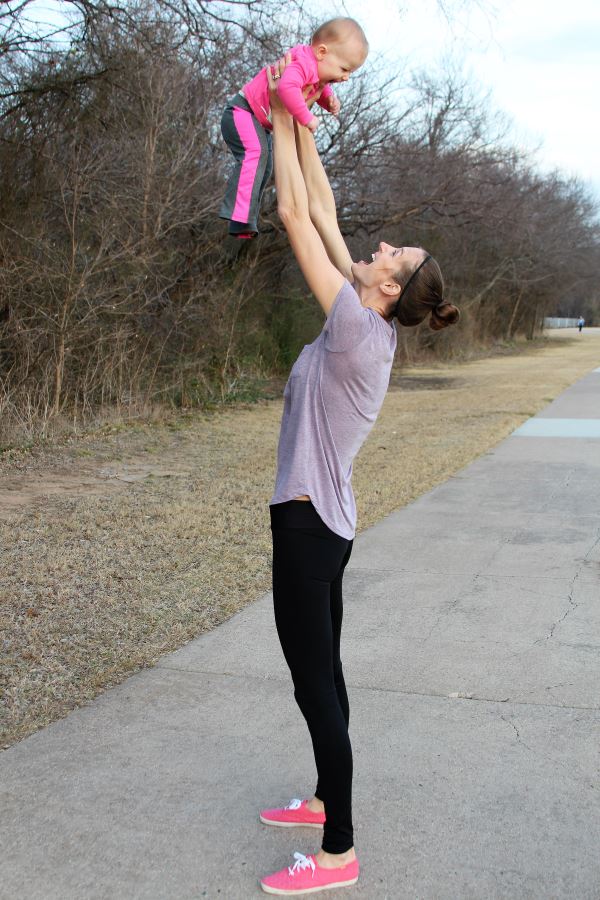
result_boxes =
[351,242,426,288]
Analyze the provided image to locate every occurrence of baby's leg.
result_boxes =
[220,99,271,235]
[255,131,273,216]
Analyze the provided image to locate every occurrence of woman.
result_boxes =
[259,56,459,896]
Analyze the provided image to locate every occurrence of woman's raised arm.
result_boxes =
[293,120,355,284]
[269,65,344,316]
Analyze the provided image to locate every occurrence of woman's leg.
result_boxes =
[270,502,354,855]
[220,102,271,235]
[314,538,353,805]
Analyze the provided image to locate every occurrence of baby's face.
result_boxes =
[314,36,367,84]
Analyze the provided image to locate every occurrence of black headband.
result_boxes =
[393,253,432,319]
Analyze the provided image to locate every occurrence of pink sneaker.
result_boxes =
[260,851,359,895]
[260,798,325,829]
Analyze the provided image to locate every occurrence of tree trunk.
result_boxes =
[506,288,523,339]
[52,332,65,417]
[526,302,539,341]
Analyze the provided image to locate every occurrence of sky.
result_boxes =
[14,0,600,200]
[308,0,600,200]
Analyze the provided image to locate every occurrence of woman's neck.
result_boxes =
[356,284,394,322]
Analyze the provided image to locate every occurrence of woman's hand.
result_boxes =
[267,52,292,115]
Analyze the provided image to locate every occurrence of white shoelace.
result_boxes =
[287,852,316,878]
[285,798,303,811]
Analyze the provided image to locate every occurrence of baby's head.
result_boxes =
[311,17,368,84]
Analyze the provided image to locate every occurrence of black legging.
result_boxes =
[270,500,354,854]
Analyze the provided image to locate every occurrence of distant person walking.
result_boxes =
[257,56,460,896]
[578,316,585,333]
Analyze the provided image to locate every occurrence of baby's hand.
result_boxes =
[328,95,341,116]
[305,115,319,133]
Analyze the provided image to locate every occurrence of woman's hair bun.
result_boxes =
[429,301,460,331]
[392,254,458,331]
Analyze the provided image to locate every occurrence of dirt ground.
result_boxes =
[1,328,599,749]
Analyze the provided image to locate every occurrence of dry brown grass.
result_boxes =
[1,329,599,749]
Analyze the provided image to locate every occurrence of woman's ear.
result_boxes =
[380,280,401,299]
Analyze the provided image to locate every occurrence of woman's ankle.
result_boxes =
[307,796,325,813]
[315,847,356,868]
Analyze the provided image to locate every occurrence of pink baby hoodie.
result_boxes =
[241,44,334,130]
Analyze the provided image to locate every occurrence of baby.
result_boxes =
[219,17,368,239]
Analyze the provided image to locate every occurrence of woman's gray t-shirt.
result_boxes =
[270,280,397,539]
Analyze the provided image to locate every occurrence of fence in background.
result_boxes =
[544,317,580,328]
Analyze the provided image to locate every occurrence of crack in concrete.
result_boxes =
[537,529,599,644]
[347,564,576,582]
[418,590,465,646]
[537,467,575,515]
[501,714,523,742]
[500,714,598,791]
[155,664,600,711]
[546,589,578,641]
[517,681,576,699]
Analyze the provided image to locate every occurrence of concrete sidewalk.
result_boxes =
[2,367,600,900]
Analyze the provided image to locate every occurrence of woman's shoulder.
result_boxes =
[332,278,360,305]
[324,281,373,351]
[326,279,395,348]
[331,279,389,322]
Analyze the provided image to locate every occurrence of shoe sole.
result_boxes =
[260,876,358,895]
[259,814,324,829]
